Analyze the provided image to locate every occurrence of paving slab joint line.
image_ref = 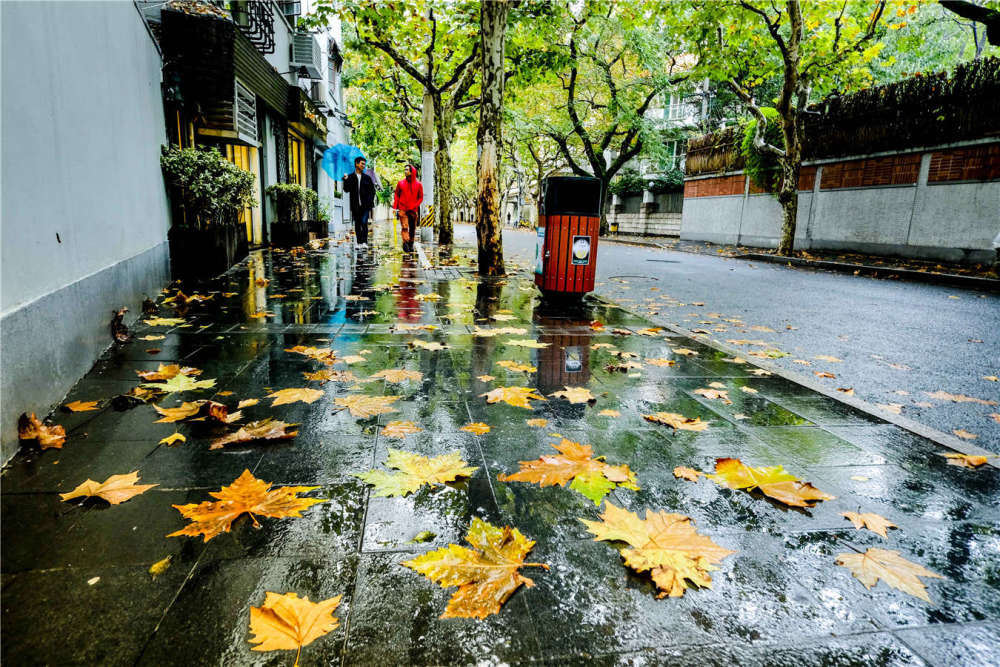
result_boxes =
[589,294,1000,469]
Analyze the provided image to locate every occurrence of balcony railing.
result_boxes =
[211,0,275,54]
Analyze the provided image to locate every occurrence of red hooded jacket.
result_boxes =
[393,175,424,213]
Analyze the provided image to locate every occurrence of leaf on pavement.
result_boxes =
[582,502,734,598]
[209,419,299,449]
[815,355,843,363]
[497,360,536,373]
[17,413,66,449]
[645,358,676,367]
[136,364,202,381]
[381,420,422,439]
[694,388,732,404]
[476,375,495,382]
[674,466,702,482]
[143,317,185,326]
[249,592,341,663]
[461,422,491,435]
[924,391,997,406]
[526,418,549,428]
[940,453,990,468]
[952,429,978,440]
[837,387,855,395]
[481,386,546,409]
[369,368,424,383]
[750,369,772,376]
[401,517,548,619]
[499,438,639,505]
[142,374,216,394]
[303,369,356,383]
[815,371,837,379]
[169,469,324,541]
[333,394,401,418]
[237,398,260,409]
[740,386,758,394]
[876,403,903,414]
[267,387,324,406]
[64,400,100,412]
[149,555,172,579]
[841,512,898,539]
[672,348,698,356]
[411,340,448,351]
[159,432,186,446]
[506,339,550,349]
[285,345,338,365]
[990,413,1000,424]
[549,386,596,404]
[708,458,835,507]
[353,449,478,497]
[599,409,620,417]
[153,400,238,424]
[643,412,709,432]
[835,548,942,603]
[60,471,157,505]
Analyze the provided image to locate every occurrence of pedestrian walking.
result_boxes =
[393,163,423,253]
[343,156,376,248]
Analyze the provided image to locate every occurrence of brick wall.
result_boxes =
[820,154,921,189]
[684,174,745,198]
[928,143,1000,183]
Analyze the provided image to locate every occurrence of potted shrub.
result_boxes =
[160,146,256,279]
[265,183,316,247]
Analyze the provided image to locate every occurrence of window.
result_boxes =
[667,140,686,171]
[223,143,261,243]
[288,134,304,185]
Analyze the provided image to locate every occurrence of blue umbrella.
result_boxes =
[322,144,366,180]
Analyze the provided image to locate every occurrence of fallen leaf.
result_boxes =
[216,391,233,397]
[940,453,989,468]
[138,335,165,341]
[381,420,422,439]
[145,348,161,354]
[599,409,620,417]
[835,548,942,603]
[369,368,424,383]
[142,374,216,394]
[984,376,999,382]
[582,503,734,598]
[136,364,202,381]
[815,371,837,379]
[168,469,324,541]
[64,400,100,412]
[286,346,338,365]
[837,387,855,395]
[506,339,550,349]
[924,391,997,406]
[750,369,772,377]
[841,512,898,539]
[411,340,448,351]
[851,475,870,481]
[249,590,341,664]
[402,518,548,619]
[159,432,186,446]
[149,555,172,578]
[88,577,100,586]
[17,413,66,449]
[153,400,235,424]
[708,458,835,507]
[333,395,401,418]
[815,355,843,363]
[339,354,367,365]
[990,413,1000,424]
[549,386,596,404]
[60,471,157,505]
[591,343,616,350]
[499,438,638,505]
[409,531,437,544]
[143,317,185,326]
[209,419,299,449]
[952,429,978,440]
[267,387,325,406]
[793,359,812,366]
[694,388,732,405]
[497,360,536,373]
[643,412,709,432]
[303,369,356,383]
[461,422,491,435]
[526,418,549,428]
[876,403,903,414]
[673,348,698,356]
[481,386,546,409]
[237,398,260,409]
[673,466,701,482]
[476,375,495,382]
[354,449,478,496]
[645,358,676,367]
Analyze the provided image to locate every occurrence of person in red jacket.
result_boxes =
[393,163,424,253]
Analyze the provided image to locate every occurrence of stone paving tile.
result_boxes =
[2,233,997,665]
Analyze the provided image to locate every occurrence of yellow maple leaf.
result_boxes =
[550,386,596,404]
[526,418,549,428]
[60,471,157,505]
[333,394,401,418]
[168,469,324,541]
[497,360,537,373]
[135,363,202,381]
[369,369,424,383]
[353,449,479,496]
[672,348,698,356]
[64,400,100,412]
[645,358,676,367]
[940,453,990,468]
[237,398,260,409]
[381,420,422,439]
[642,412,709,431]
[841,511,898,539]
[249,592,341,665]
[708,458,835,507]
[159,432,186,446]
[582,503,734,598]
[599,409,620,417]
[506,339,550,349]
[673,466,701,482]
[835,548,942,603]
[402,518,548,619]
[481,386,546,409]
[285,346,338,365]
[694,387,732,404]
[461,422,491,435]
[267,387,325,406]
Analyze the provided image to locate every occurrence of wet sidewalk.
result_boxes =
[3,226,998,666]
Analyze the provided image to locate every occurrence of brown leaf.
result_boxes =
[60,471,157,505]
[645,358,676,367]
[17,413,66,449]
[249,592,341,661]
[64,400,100,412]
[837,387,855,395]
[267,387,324,406]
[841,511,898,539]
[303,369,356,383]
[643,412,709,432]
[694,387,732,404]
[814,371,837,379]
[209,419,298,449]
[285,345,338,365]
[835,548,942,603]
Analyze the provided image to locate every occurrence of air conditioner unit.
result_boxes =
[235,80,258,145]
[290,31,322,79]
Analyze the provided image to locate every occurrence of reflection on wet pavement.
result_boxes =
[3,228,998,665]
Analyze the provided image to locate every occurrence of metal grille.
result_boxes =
[273,116,289,183]
[229,1,275,54]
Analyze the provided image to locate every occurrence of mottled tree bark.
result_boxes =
[475,0,512,277]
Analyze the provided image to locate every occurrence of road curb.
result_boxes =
[736,252,1000,291]
[590,294,999,467]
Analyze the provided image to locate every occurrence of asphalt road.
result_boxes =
[472,225,1000,450]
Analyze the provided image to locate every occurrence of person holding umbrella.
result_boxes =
[343,156,376,248]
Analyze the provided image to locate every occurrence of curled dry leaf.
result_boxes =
[402,518,548,619]
[481,386,546,410]
[582,503,734,598]
[354,449,478,497]
[143,317,185,327]
[461,422,491,435]
[841,512,898,539]
[64,400,100,412]
[333,394,401,418]
[924,391,997,406]
[285,345,338,365]
[952,429,978,440]
[249,592,341,664]
[674,466,702,482]
[708,458,835,507]
[209,419,298,450]
[643,412,709,432]
[168,469,324,541]
[17,413,66,449]
[60,471,157,505]
[695,388,732,405]
[267,387,324,406]
[835,548,942,603]
[159,433,186,446]
[940,453,990,468]
[550,386,596,404]
[499,438,639,505]
[381,420,422,439]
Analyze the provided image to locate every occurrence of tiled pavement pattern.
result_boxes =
[2,230,998,666]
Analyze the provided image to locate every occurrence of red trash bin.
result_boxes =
[534,176,602,297]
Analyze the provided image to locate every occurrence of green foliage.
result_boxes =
[159,146,256,228]
[608,169,645,197]
[609,167,685,197]
[741,107,782,194]
[265,183,318,223]
[647,168,685,194]
[376,181,394,205]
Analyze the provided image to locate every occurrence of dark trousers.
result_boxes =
[401,209,417,251]
[353,208,371,244]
